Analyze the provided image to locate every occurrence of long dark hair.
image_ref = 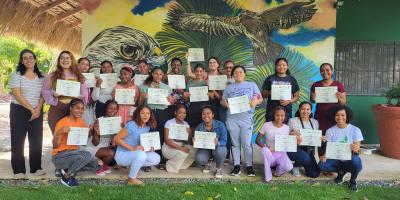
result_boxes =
[274,57,291,75]
[295,101,313,118]
[16,49,43,78]
[144,67,163,86]
[64,98,84,118]
[132,104,157,129]
[51,51,85,84]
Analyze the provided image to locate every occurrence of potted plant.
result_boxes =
[372,83,400,159]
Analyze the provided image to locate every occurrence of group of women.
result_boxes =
[9,49,363,192]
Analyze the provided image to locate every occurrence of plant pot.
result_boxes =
[372,104,400,159]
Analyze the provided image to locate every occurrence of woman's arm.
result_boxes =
[164,128,181,149]
[114,128,141,151]
[255,132,266,148]
[42,75,58,106]
[261,89,271,99]
[11,88,34,112]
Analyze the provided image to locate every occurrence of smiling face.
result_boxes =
[224,62,234,77]
[273,109,286,124]
[78,59,90,73]
[59,53,72,69]
[194,66,204,80]
[201,108,214,124]
[171,60,182,74]
[320,64,333,80]
[70,102,84,118]
[208,58,219,72]
[105,103,118,117]
[152,69,163,83]
[120,68,133,83]
[101,62,113,74]
[335,109,347,127]
[299,103,312,120]
[275,60,288,75]
[21,52,36,70]
[233,67,245,83]
[175,107,187,122]
[138,62,149,75]
[140,107,151,124]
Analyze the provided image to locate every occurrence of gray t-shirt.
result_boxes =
[9,72,44,108]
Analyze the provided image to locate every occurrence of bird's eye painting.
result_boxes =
[82,0,336,132]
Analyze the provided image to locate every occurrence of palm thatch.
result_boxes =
[0,0,82,54]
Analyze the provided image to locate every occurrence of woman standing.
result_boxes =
[42,51,88,134]
[92,60,115,118]
[9,49,45,178]
[262,58,300,123]
[114,105,160,186]
[77,57,95,126]
[221,65,263,177]
[310,63,346,157]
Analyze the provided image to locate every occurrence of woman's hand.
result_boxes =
[134,145,145,151]
[52,90,60,97]
[269,146,275,152]
[336,92,345,102]
[319,155,327,163]
[321,136,327,143]
[296,135,302,145]
[95,76,103,88]
[351,143,361,153]
[180,146,190,153]
[279,100,291,106]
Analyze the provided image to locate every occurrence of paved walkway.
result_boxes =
[1,103,400,182]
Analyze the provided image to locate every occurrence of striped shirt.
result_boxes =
[9,72,44,108]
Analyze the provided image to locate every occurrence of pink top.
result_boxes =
[42,72,89,106]
[259,121,290,148]
[112,83,140,125]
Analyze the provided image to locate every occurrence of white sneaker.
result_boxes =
[215,169,223,178]
[291,167,301,177]
[202,161,211,173]
[13,173,26,179]
[31,169,46,176]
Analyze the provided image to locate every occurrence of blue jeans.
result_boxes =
[287,147,319,178]
[319,155,362,181]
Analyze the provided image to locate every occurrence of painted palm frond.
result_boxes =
[155,0,252,72]
[253,106,266,133]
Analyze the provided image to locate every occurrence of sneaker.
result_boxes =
[13,173,26,179]
[102,165,111,174]
[55,169,62,177]
[291,167,301,177]
[230,165,241,176]
[31,169,46,176]
[96,167,107,176]
[215,169,223,178]
[143,166,152,172]
[335,171,346,184]
[61,176,79,187]
[246,166,255,177]
[349,180,358,192]
[203,161,211,173]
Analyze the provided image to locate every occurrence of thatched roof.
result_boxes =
[0,0,82,54]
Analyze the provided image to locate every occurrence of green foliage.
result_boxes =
[0,36,56,94]
[155,0,253,73]
[383,83,400,106]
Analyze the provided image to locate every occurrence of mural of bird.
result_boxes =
[170,0,317,65]
[83,25,165,74]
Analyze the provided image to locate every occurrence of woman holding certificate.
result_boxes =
[112,66,140,125]
[78,57,96,126]
[83,100,120,175]
[184,64,209,128]
[52,99,101,187]
[139,67,174,170]
[195,105,228,178]
[92,60,115,118]
[255,107,294,182]
[319,105,363,192]
[221,65,263,177]
[287,102,321,178]
[42,51,89,134]
[9,49,45,178]
[114,105,160,186]
[310,63,346,158]
[261,58,300,123]
[162,104,195,173]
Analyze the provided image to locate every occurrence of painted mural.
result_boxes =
[82,0,336,132]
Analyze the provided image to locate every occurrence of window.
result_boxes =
[334,40,400,95]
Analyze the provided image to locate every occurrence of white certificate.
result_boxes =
[189,86,209,102]
[134,74,149,86]
[98,116,122,135]
[274,135,297,152]
[99,73,118,88]
[115,89,135,105]
[168,75,186,89]
[208,75,227,90]
[147,88,169,105]
[193,131,216,150]
[82,73,96,88]
[188,48,204,62]
[169,124,189,141]
[56,79,81,97]
[315,87,338,103]
[271,84,292,100]
[67,127,89,145]
[299,129,322,147]
[140,132,161,152]
[326,142,352,160]
[228,95,251,114]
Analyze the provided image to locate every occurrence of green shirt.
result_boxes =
[140,82,172,110]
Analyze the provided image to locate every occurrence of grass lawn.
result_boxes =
[0,182,398,200]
